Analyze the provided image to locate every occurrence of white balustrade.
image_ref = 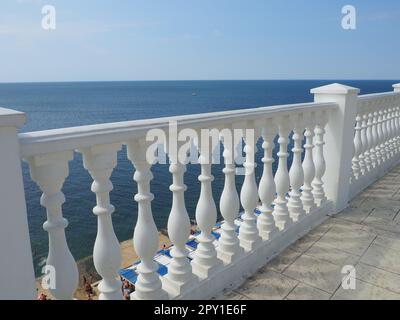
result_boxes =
[395,107,400,154]
[383,109,391,161]
[273,117,293,230]
[288,115,306,222]
[366,111,375,171]
[191,131,222,278]
[352,115,362,180]
[256,119,279,239]
[164,138,196,296]
[238,124,263,250]
[27,151,79,300]
[80,143,122,300]
[127,139,167,300]
[360,114,369,175]
[6,83,400,300]
[301,114,316,213]
[370,110,379,169]
[217,128,244,262]
[312,110,328,207]
[390,108,397,158]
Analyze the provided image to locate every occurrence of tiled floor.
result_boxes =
[223,165,400,300]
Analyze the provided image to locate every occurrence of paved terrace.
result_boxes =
[222,165,400,300]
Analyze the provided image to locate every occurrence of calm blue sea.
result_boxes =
[0,80,397,275]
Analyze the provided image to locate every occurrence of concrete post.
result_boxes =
[311,83,360,212]
[0,108,36,299]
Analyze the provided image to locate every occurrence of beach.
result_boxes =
[36,232,171,300]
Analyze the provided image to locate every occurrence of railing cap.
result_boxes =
[0,107,26,128]
[311,83,360,95]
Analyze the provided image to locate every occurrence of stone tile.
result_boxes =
[360,243,400,275]
[349,196,368,208]
[307,221,332,237]
[355,262,400,294]
[362,216,400,234]
[335,206,373,224]
[371,181,399,192]
[391,191,400,201]
[235,270,298,300]
[289,233,321,254]
[368,208,398,222]
[374,235,400,252]
[316,225,376,256]
[305,241,359,266]
[265,248,302,273]
[362,190,396,199]
[286,283,330,300]
[361,198,400,212]
[283,254,343,294]
[223,291,251,300]
[332,279,400,300]
[325,217,364,231]
[361,225,400,240]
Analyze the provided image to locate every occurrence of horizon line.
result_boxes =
[1,79,400,85]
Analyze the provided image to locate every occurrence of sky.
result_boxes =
[0,0,399,82]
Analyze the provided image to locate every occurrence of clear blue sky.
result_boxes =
[1,0,399,82]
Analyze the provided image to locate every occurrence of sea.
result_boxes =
[0,80,396,275]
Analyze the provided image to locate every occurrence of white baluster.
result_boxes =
[366,111,375,171]
[381,108,389,162]
[301,115,317,213]
[191,131,222,278]
[352,115,362,179]
[164,138,196,296]
[238,125,263,250]
[127,139,167,300]
[28,151,78,300]
[288,115,306,222]
[383,108,391,160]
[217,128,244,263]
[80,143,122,300]
[273,117,293,230]
[370,110,379,169]
[395,106,400,155]
[361,114,369,174]
[390,108,396,158]
[312,110,328,207]
[257,119,279,240]
[358,115,366,176]
[376,110,384,166]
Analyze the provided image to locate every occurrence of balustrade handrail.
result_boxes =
[358,91,398,100]
[18,101,337,157]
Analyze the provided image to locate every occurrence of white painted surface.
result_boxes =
[2,84,400,300]
[0,109,36,300]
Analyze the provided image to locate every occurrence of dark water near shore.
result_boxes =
[0,80,397,275]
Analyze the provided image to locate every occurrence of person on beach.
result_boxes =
[122,280,135,300]
[38,293,47,300]
[83,275,94,299]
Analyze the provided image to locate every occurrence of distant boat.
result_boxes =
[192,92,197,96]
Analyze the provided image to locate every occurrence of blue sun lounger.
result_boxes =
[119,207,261,285]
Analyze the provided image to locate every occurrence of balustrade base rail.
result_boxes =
[176,202,333,300]
[350,153,400,200]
